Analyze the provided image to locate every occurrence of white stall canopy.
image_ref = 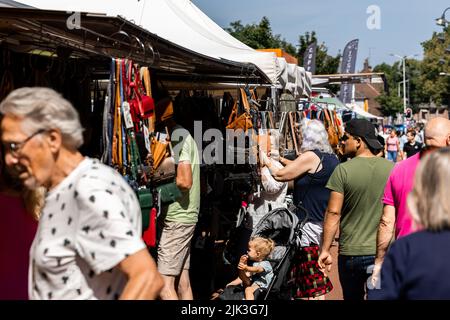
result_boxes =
[18,0,286,84]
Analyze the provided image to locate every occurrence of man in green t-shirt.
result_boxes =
[154,98,200,300]
[318,119,394,300]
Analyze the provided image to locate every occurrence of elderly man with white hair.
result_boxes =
[0,87,163,300]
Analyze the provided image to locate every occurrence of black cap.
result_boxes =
[345,119,383,150]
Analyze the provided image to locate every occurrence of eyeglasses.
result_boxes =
[3,129,46,157]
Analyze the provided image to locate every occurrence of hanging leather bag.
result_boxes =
[324,109,339,149]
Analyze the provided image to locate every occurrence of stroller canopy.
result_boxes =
[251,207,299,247]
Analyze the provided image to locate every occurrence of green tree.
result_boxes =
[373,62,404,116]
[297,31,341,75]
[419,28,450,106]
[375,94,404,117]
[225,17,296,56]
[373,59,423,116]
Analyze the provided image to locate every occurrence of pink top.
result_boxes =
[386,136,399,152]
[0,193,38,300]
[382,152,421,238]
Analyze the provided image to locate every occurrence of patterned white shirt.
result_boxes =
[29,158,146,300]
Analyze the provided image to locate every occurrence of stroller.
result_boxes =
[219,205,303,300]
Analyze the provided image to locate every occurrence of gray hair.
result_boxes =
[407,147,450,231]
[300,119,334,154]
[0,87,84,149]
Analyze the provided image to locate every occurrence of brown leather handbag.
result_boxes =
[324,109,339,149]
[226,88,253,131]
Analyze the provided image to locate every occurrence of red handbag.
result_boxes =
[129,82,155,120]
[124,62,155,126]
[129,64,155,119]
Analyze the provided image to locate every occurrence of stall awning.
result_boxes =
[312,72,386,85]
[312,96,349,111]
[346,103,383,120]
[0,6,271,85]
[16,0,281,85]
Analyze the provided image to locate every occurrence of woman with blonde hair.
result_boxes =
[369,147,450,299]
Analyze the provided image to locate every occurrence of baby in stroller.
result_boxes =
[226,237,275,300]
[215,207,300,300]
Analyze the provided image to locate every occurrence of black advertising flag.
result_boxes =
[339,39,359,104]
[303,42,317,74]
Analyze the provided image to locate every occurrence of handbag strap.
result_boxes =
[240,88,250,113]
[112,59,121,168]
[101,58,114,165]
[268,111,274,130]
[120,60,127,170]
[288,112,299,155]
[142,67,155,132]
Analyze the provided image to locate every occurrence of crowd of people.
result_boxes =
[1,86,450,300]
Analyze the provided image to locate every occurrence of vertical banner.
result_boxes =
[339,39,359,104]
[303,42,317,74]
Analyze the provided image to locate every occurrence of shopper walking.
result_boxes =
[318,119,394,300]
[0,87,163,300]
[371,117,450,287]
[154,97,201,300]
[385,129,400,162]
[369,148,450,300]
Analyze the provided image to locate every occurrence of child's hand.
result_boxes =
[238,263,247,271]
[239,255,248,265]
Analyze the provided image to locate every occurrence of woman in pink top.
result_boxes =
[0,148,42,299]
[385,130,400,163]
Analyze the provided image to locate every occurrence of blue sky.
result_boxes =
[193,0,449,70]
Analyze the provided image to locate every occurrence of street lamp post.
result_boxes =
[391,54,407,114]
[390,54,418,115]
[436,7,450,26]
[436,8,450,120]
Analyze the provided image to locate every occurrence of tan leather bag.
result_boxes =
[226,102,253,131]
[226,88,253,131]
[324,109,339,148]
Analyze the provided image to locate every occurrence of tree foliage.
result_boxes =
[297,31,341,75]
[225,19,340,77]
[418,28,450,106]
[225,17,296,56]
[373,26,450,116]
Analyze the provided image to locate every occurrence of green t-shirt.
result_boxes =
[326,156,394,256]
[165,131,200,224]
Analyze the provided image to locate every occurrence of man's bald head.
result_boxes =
[424,117,450,148]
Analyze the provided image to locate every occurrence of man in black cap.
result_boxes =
[318,119,394,300]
